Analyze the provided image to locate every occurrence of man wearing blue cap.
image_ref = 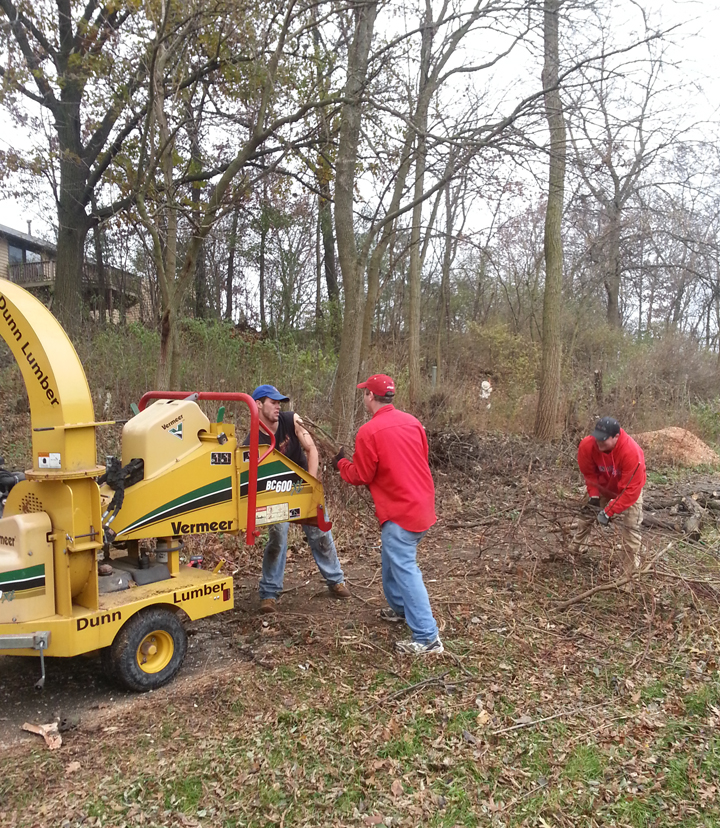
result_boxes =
[250,384,350,614]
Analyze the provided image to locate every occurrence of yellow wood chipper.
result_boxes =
[0,278,332,691]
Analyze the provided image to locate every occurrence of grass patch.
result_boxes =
[563,744,605,782]
[3,508,720,828]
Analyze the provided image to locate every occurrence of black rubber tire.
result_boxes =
[101,645,118,685]
[106,607,187,692]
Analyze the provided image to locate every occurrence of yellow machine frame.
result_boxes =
[0,279,332,690]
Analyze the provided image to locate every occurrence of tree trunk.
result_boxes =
[534,0,566,440]
[157,304,181,390]
[331,0,378,443]
[312,18,339,307]
[359,125,415,370]
[54,208,88,327]
[436,172,455,383]
[259,213,267,333]
[90,194,108,324]
[316,210,323,319]
[319,185,338,303]
[194,244,207,319]
[259,174,268,332]
[188,109,208,320]
[360,234,388,373]
[604,211,622,327]
[226,206,239,321]
[407,5,433,407]
[407,167,425,406]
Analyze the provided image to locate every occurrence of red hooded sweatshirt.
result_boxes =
[577,429,646,517]
[337,405,436,533]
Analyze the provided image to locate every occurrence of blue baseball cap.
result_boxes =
[251,384,289,402]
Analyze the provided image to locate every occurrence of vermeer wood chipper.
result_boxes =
[0,278,332,691]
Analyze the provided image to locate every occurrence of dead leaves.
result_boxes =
[4,463,720,828]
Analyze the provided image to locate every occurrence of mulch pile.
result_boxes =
[635,426,719,467]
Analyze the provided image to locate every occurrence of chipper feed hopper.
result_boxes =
[0,279,332,691]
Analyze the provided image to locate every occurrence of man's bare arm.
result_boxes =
[294,414,319,477]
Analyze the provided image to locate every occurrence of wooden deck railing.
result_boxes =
[7,260,140,302]
[7,260,56,285]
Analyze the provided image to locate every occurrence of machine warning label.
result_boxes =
[211,452,232,465]
[289,507,300,519]
[242,450,250,463]
[38,452,61,469]
[256,503,289,525]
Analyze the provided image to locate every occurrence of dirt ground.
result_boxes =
[3,430,719,755]
[0,530,399,750]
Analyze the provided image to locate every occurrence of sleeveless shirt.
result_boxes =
[255,411,308,471]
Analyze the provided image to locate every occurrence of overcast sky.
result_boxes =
[0,0,718,242]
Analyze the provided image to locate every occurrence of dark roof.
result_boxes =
[0,223,56,253]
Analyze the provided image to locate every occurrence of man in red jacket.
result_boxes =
[574,416,647,576]
[332,374,443,655]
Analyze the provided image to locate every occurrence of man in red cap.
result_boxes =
[333,374,443,655]
[574,416,647,578]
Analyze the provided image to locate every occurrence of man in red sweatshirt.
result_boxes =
[574,416,647,576]
[332,374,443,655]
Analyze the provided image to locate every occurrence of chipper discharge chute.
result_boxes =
[0,279,333,691]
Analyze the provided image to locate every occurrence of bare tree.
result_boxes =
[566,11,681,328]
[131,0,338,387]
[535,0,566,439]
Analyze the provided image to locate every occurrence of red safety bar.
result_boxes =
[137,391,276,544]
[316,506,332,531]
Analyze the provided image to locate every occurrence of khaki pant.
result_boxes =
[573,491,644,574]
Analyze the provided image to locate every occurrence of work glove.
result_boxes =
[597,510,611,527]
[582,496,601,515]
[331,447,346,470]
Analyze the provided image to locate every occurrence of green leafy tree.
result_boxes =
[0,1,153,326]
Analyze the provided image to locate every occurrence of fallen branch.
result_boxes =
[493,701,606,735]
[445,506,519,529]
[364,671,451,710]
[555,543,673,611]
[446,517,498,529]
[279,579,311,595]
[630,592,656,670]
[300,416,343,457]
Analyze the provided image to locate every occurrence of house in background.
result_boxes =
[0,222,56,286]
[0,222,148,321]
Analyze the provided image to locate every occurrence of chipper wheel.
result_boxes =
[102,607,188,692]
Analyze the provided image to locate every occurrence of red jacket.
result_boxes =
[338,405,436,532]
[577,429,646,517]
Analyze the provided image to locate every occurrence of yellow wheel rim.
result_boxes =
[135,630,174,674]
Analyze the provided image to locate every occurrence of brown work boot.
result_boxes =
[329,582,351,599]
[259,598,277,614]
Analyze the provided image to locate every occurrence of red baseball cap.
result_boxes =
[357,374,396,395]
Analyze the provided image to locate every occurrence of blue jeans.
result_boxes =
[259,522,345,599]
[381,521,439,643]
